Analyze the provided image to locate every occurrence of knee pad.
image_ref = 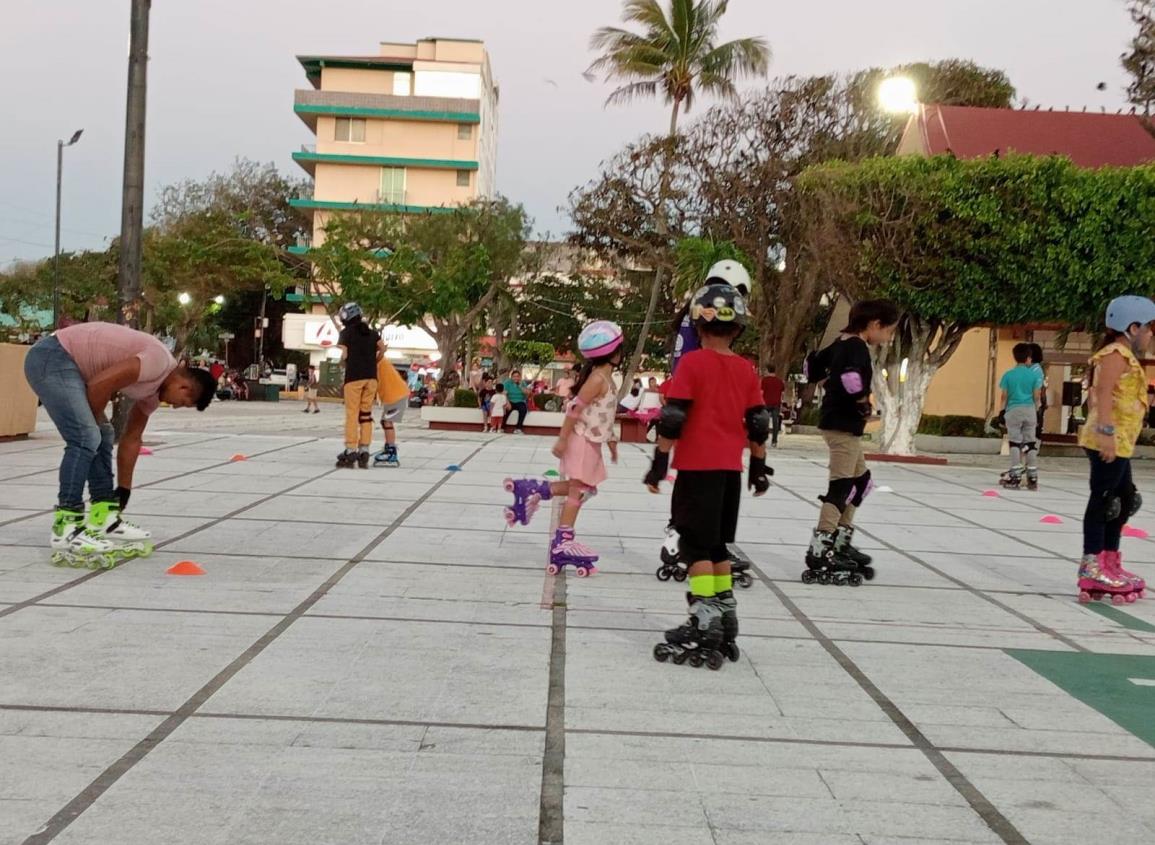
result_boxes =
[849,470,873,507]
[1121,484,1142,519]
[678,535,711,566]
[819,477,857,514]
[358,411,373,424]
[710,545,730,564]
[1098,493,1123,523]
[1008,441,1023,451]
[380,419,395,431]
[1022,441,1038,455]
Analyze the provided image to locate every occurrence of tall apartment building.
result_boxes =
[290,37,499,253]
[283,38,498,367]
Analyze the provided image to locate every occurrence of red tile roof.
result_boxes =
[914,105,1155,168]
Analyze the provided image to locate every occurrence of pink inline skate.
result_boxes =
[1077,553,1142,604]
[547,527,598,577]
[502,478,553,526]
[1103,550,1147,598]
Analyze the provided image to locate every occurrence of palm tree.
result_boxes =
[587,0,769,387]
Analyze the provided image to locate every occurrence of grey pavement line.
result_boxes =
[4,702,1154,766]
[0,434,233,485]
[0,450,333,622]
[739,546,1030,845]
[18,441,488,845]
[0,437,320,530]
[790,455,1087,653]
[539,565,567,845]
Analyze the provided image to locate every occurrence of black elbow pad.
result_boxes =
[745,406,771,445]
[657,400,690,439]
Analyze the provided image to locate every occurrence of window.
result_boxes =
[392,72,412,96]
[456,170,472,188]
[457,123,473,140]
[380,167,406,204]
[335,117,365,143]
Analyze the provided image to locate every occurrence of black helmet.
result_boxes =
[690,283,748,329]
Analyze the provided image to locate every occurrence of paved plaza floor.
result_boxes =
[2,402,1154,844]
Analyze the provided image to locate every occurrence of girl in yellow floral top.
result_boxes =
[1077,296,1155,604]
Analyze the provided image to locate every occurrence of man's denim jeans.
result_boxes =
[23,335,115,510]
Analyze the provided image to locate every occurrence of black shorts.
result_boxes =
[671,470,742,560]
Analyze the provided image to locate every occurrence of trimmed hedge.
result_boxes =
[918,414,999,438]
[452,388,480,408]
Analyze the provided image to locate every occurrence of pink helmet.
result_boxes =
[577,320,624,360]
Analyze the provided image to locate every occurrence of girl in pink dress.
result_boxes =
[502,321,624,574]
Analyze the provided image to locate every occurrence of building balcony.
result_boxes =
[293,89,481,132]
[288,195,455,217]
[291,150,479,178]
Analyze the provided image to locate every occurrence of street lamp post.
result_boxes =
[53,129,84,330]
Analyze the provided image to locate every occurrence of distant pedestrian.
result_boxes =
[303,364,320,414]
[760,365,786,447]
[997,343,1043,491]
[489,384,509,433]
[479,374,496,431]
[503,369,529,433]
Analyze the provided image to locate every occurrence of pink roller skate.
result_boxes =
[1104,550,1146,598]
[547,527,598,577]
[502,478,553,526]
[1077,553,1141,605]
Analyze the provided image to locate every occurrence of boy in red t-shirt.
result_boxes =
[644,283,772,669]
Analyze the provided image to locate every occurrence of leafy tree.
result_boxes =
[0,248,119,328]
[1123,1,1155,114]
[306,198,531,369]
[587,0,770,392]
[795,154,1155,454]
[502,340,557,371]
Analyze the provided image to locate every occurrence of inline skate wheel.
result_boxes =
[848,572,863,587]
[653,644,670,663]
[735,572,753,589]
[818,571,832,585]
[706,650,724,671]
[672,650,689,665]
[546,563,559,575]
[576,566,591,578]
[688,651,704,668]
[656,565,672,582]
[502,477,516,492]
[673,568,687,583]
[801,569,817,584]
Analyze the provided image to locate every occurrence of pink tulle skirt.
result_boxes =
[560,435,607,488]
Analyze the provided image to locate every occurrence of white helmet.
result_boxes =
[705,260,751,297]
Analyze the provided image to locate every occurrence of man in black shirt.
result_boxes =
[335,302,385,469]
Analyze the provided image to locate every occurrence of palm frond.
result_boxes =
[698,37,772,81]
[605,80,662,107]
[620,0,675,39]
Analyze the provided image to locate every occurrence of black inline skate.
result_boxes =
[999,469,1022,490]
[653,594,726,670]
[336,449,358,469]
[803,529,863,586]
[357,450,370,469]
[656,526,753,589]
[714,590,740,662]
[833,525,874,581]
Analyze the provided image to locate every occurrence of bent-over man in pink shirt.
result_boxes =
[23,322,215,566]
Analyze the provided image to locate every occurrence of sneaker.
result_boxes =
[313,409,320,414]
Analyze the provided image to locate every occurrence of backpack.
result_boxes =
[803,343,835,385]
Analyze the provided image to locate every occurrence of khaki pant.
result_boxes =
[343,379,377,449]
[819,430,867,532]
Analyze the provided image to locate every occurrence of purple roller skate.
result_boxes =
[547,527,598,577]
[502,477,553,526]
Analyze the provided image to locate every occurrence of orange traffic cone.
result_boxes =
[167,561,206,576]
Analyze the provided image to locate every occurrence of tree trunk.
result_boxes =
[618,97,682,397]
[871,315,969,455]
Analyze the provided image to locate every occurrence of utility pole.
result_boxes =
[117,0,150,328]
[53,129,83,330]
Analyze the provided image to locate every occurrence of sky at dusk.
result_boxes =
[0,0,1137,268]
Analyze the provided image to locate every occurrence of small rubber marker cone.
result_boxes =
[446,464,462,472]
[1123,525,1149,539]
[229,454,247,462]
[544,470,560,478]
[982,490,1000,497]
[139,447,154,456]
[167,561,205,576]
[1040,514,1063,524]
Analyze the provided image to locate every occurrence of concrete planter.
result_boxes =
[915,434,1002,455]
[1,344,38,440]
[421,406,570,435]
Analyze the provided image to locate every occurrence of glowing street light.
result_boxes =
[213,295,225,305]
[177,292,191,305]
[878,76,919,115]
